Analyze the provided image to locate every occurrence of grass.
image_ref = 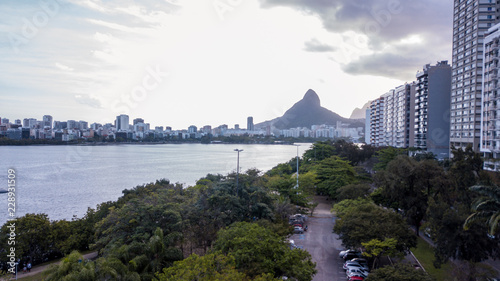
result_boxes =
[411,236,451,280]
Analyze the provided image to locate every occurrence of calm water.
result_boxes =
[0,143,309,224]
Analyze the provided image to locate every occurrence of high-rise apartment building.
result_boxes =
[383,90,396,146]
[394,84,413,148]
[370,97,385,146]
[247,116,254,131]
[414,62,452,158]
[451,0,498,152]
[116,114,129,131]
[43,115,53,129]
[373,84,412,148]
[481,23,500,169]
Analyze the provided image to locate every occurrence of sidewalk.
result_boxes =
[3,251,98,280]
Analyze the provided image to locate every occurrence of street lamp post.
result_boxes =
[234,149,243,196]
[294,144,300,189]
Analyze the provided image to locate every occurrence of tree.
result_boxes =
[362,238,400,270]
[333,203,416,254]
[44,251,96,281]
[336,183,371,201]
[331,198,373,218]
[464,184,500,235]
[0,213,53,264]
[156,252,249,281]
[313,156,357,198]
[449,145,483,205]
[373,147,407,171]
[364,263,434,281]
[375,156,447,235]
[426,196,500,268]
[212,222,317,281]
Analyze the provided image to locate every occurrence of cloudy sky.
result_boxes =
[1,0,452,129]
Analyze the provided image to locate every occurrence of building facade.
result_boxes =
[414,62,452,158]
[370,97,385,146]
[481,23,500,169]
[451,0,498,152]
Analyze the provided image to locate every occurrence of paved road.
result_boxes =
[291,197,346,281]
[1,251,99,280]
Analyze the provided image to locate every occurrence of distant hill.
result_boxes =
[256,89,365,130]
[349,101,371,119]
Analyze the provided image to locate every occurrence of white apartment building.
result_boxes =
[451,0,498,152]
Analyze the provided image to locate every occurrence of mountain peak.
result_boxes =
[303,89,320,107]
[255,89,365,130]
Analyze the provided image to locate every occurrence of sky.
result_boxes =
[0,0,453,129]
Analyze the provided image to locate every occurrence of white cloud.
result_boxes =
[55,63,74,71]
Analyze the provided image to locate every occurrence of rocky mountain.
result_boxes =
[256,89,365,130]
[350,101,371,119]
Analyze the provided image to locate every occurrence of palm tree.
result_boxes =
[464,184,500,235]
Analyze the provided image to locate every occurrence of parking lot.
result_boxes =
[290,197,347,281]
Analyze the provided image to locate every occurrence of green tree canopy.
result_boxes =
[313,156,357,198]
[364,263,435,281]
[333,203,416,253]
[212,222,317,281]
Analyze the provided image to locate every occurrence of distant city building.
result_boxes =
[14,119,21,125]
[414,61,451,158]
[247,116,254,131]
[451,0,498,152]
[43,115,53,129]
[188,125,197,134]
[67,120,77,129]
[91,123,102,130]
[202,125,212,133]
[234,124,240,130]
[116,114,129,131]
[6,128,21,140]
[28,118,37,129]
[133,118,144,125]
[79,120,88,130]
[1,118,9,124]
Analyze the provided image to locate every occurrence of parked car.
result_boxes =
[344,261,369,272]
[348,274,365,281]
[346,268,369,278]
[293,226,304,234]
[350,258,369,271]
[343,251,362,261]
[339,249,361,259]
[343,261,361,271]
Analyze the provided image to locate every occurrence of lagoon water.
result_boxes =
[0,143,309,224]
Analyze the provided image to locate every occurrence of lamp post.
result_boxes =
[294,144,300,189]
[234,149,243,196]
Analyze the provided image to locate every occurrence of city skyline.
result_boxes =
[1,0,453,129]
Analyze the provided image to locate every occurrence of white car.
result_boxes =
[293,226,304,234]
[344,262,369,272]
[346,268,369,278]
